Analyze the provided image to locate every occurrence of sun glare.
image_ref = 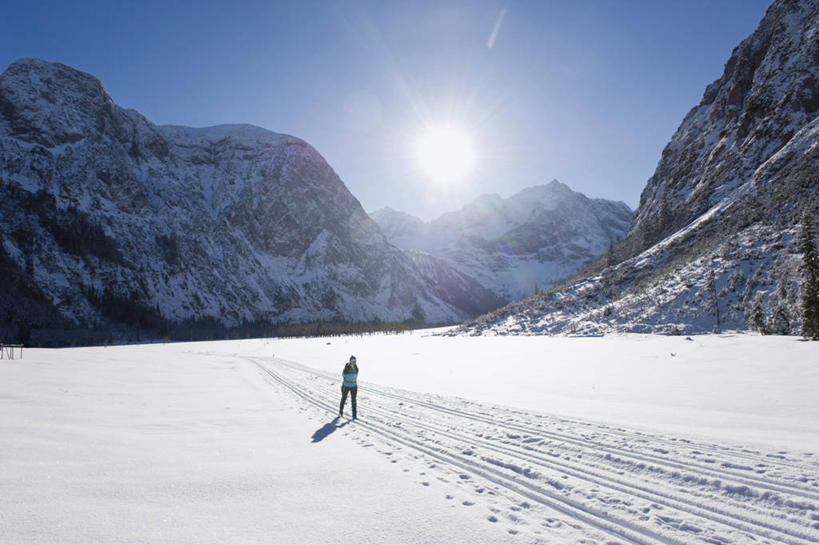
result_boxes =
[416,126,475,183]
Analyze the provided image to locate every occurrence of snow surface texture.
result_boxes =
[0,341,518,545]
[459,0,819,336]
[371,180,632,302]
[5,333,817,544]
[0,58,500,343]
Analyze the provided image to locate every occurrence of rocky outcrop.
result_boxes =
[628,0,819,253]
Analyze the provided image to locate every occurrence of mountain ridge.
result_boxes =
[371,180,633,301]
[0,58,499,345]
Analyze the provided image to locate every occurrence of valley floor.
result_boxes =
[2,333,817,544]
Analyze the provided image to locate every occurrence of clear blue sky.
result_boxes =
[1,0,772,219]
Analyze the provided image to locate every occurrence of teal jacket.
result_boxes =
[342,364,358,388]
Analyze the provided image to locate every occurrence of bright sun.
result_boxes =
[416,126,475,183]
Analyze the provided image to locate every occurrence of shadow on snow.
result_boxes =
[311,417,349,443]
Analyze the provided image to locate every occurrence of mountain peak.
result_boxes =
[2,57,109,102]
[370,205,413,218]
[529,179,572,194]
[369,207,426,239]
[372,181,633,301]
[506,180,580,210]
[158,123,300,150]
[0,57,116,147]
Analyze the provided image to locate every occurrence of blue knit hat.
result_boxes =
[349,355,356,363]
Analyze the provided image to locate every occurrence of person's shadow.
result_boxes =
[311,418,348,443]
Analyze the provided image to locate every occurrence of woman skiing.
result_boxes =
[338,355,358,420]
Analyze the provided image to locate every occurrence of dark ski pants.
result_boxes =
[339,386,357,418]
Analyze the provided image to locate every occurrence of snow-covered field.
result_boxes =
[259,330,819,452]
[2,332,818,544]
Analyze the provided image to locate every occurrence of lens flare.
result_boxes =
[416,126,475,183]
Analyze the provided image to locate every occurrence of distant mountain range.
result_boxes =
[0,58,504,345]
[371,181,632,301]
[457,0,819,336]
[3,0,813,345]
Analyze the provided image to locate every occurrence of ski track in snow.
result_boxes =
[245,355,819,545]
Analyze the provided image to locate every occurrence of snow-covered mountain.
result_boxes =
[371,181,633,302]
[458,0,819,336]
[0,58,501,344]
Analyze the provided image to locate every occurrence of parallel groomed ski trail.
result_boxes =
[251,358,683,545]
[249,357,819,545]
[271,357,819,501]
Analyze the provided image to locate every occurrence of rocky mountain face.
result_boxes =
[0,59,499,345]
[371,181,633,302]
[458,0,819,336]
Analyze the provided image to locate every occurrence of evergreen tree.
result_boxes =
[606,241,617,268]
[16,323,31,346]
[771,306,791,335]
[798,212,819,340]
[706,269,720,332]
[750,301,768,335]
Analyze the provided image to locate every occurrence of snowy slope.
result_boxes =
[0,58,494,345]
[371,180,632,301]
[3,334,817,545]
[458,0,819,336]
